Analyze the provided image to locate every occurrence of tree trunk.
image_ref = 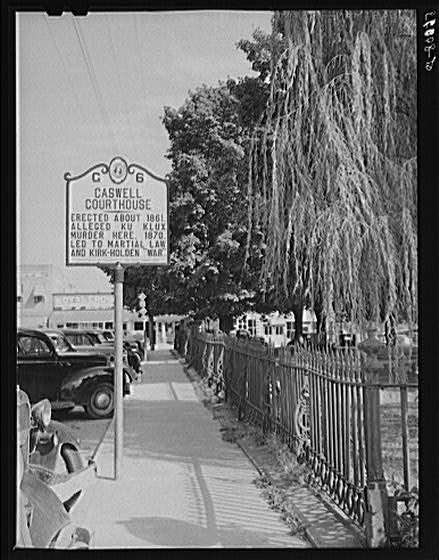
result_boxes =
[148,312,156,351]
[292,303,304,341]
[314,301,327,346]
[219,315,234,334]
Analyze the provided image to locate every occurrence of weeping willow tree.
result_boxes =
[246,10,417,337]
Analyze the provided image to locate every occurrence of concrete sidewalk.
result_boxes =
[70,348,311,548]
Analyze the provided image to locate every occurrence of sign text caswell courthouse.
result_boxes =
[66,157,168,266]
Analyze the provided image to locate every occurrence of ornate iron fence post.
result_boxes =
[295,377,311,463]
[216,344,225,399]
[359,329,389,547]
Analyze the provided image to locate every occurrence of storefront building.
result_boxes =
[18,265,184,343]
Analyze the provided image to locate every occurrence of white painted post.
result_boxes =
[138,292,147,361]
[114,263,124,479]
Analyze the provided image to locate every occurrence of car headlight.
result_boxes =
[31,399,51,428]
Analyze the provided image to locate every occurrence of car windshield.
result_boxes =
[87,333,102,344]
[65,332,96,346]
[51,334,72,353]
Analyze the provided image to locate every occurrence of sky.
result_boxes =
[17,11,273,291]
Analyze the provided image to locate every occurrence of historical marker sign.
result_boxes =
[65,157,168,266]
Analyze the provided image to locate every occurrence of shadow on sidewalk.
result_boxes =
[115,515,300,548]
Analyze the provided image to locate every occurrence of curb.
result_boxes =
[143,360,180,365]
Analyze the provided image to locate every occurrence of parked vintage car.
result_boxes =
[17,328,130,419]
[60,328,141,378]
[123,331,145,358]
[89,328,143,374]
[87,329,143,372]
[102,329,115,342]
[44,328,137,385]
[17,387,95,548]
[123,341,142,371]
[58,329,98,352]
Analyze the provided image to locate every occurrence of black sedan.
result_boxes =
[60,328,141,379]
[17,328,130,419]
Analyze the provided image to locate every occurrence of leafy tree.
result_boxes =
[159,82,267,330]
[109,66,271,332]
[246,10,417,337]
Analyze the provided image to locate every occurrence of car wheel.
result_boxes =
[84,383,114,419]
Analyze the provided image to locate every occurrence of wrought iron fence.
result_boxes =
[183,327,418,547]
[223,341,368,525]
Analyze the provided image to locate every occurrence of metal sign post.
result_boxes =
[114,263,124,478]
[65,156,169,481]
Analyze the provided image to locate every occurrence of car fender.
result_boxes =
[60,367,114,405]
[123,365,136,383]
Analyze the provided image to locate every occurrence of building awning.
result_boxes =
[155,314,186,323]
[49,309,186,325]
[49,309,124,324]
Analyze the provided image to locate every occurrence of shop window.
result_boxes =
[105,322,113,329]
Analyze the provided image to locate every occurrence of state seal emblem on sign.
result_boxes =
[109,156,128,184]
